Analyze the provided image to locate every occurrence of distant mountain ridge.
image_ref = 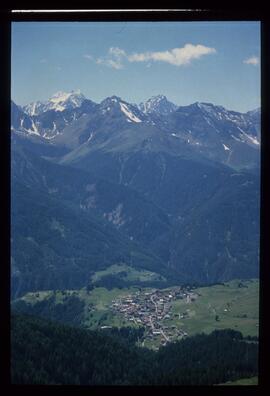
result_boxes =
[12,91,260,170]
[11,91,260,297]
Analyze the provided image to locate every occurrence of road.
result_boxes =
[150,294,158,314]
[160,328,170,342]
[149,296,170,343]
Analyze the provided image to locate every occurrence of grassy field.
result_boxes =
[91,263,166,283]
[81,286,140,329]
[20,286,141,330]
[169,279,259,337]
[17,278,259,342]
[218,376,258,385]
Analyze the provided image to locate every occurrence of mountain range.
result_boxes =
[11,91,260,298]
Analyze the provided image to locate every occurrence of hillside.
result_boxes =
[11,313,258,385]
[11,92,260,294]
[11,180,165,298]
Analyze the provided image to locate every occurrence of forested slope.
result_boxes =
[11,314,258,385]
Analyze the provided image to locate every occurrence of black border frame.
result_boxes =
[1,5,269,395]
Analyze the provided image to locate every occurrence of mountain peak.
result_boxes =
[139,95,177,115]
[100,96,143,123]
[49,90,86,111]
[247,107,261,116]
[23,90,86,115]
[151,94,167,101]
[101,95,123,105]
[189,102,228,116]
[51,89,82,98]
[196,102,225,110]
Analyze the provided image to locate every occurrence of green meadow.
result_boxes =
[16,278,259,343]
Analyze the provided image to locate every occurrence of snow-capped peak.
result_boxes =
[139,95,178,115]
[48,90,86,112]
[23,90,86,115]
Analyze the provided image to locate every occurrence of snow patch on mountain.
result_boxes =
[231,135,242,142]
[245,134,260,145]
[25,126,40,136]
[237,127,260,146]
[87,132,94,142]
[222,143,230,151]
[31,120,39,134]
[23,101,45,116]
[120,102,142,123]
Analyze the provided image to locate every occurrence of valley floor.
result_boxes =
[14,278,259,350]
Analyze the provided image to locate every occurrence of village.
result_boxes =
[110,286,198,346]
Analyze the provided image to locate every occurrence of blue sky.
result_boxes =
[12,21,260,112]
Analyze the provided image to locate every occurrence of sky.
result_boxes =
[11,21,260,112]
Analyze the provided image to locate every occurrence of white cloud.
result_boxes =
[95,46,125,69]
[40,58,47,63]
[96,57,123,69]
[127,44,216,66]
[109,47,126,57]
[83,54,93,60]
[94,43,216,70]
[107,59,123,69]
[243,56,259,66]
